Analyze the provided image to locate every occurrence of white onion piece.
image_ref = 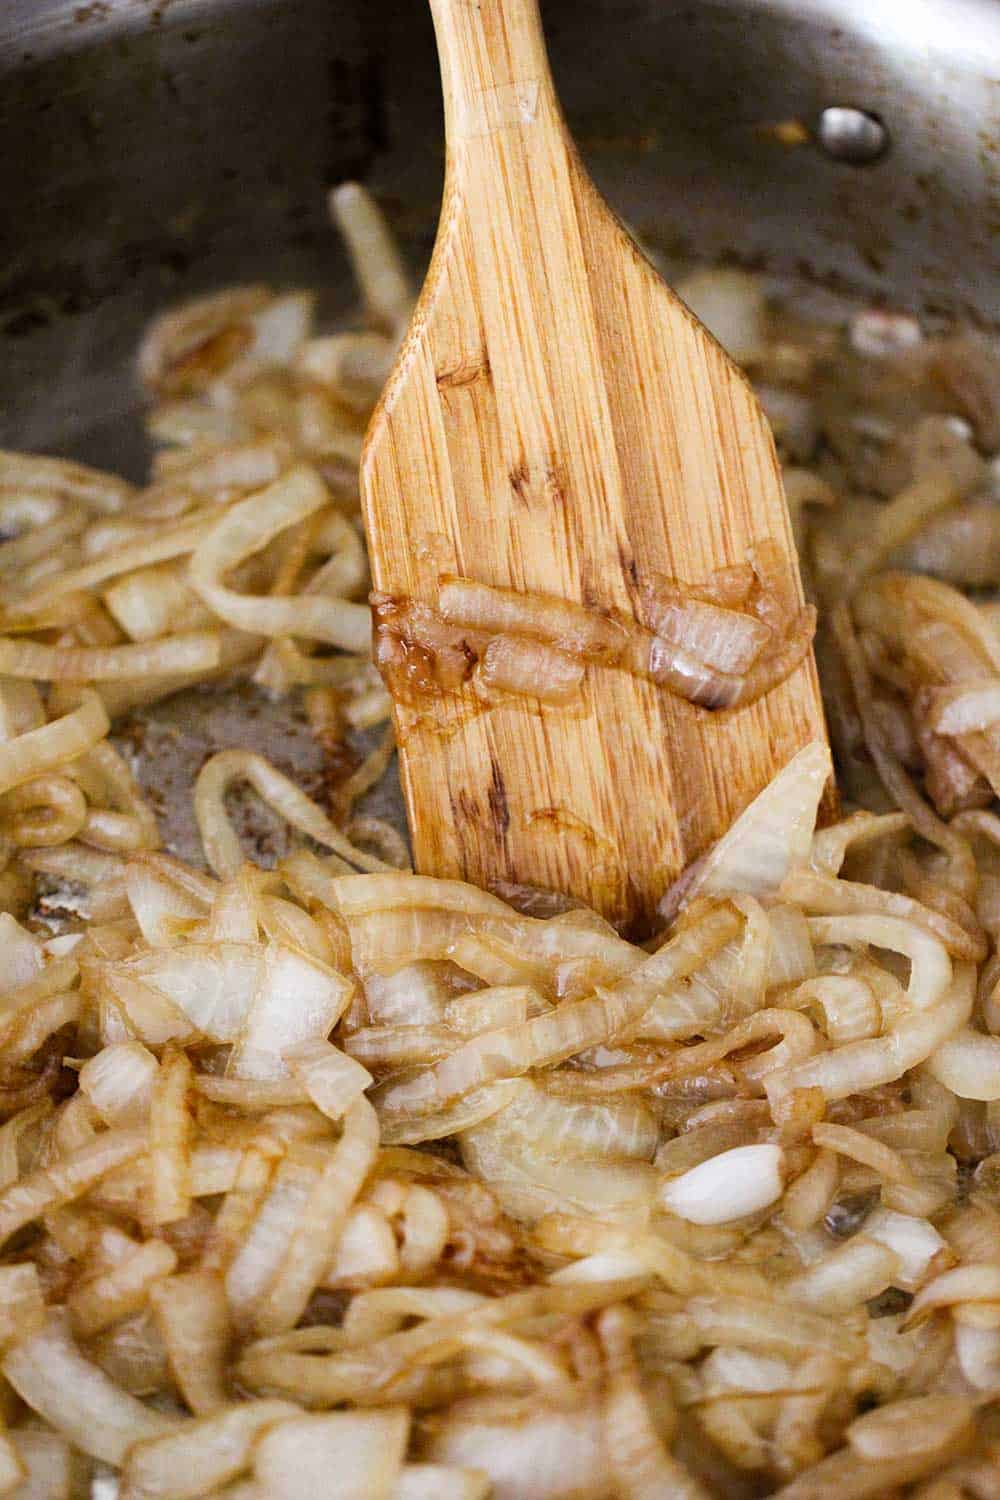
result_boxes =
[284,1038,372,1122]
[323,1204,399,1289]
[149,1269,230,1416]
[687,1296,861,1361]
[701,1346,792,1396]
[0,1127,146,1249]
[377,905,736,1121]
[659,1143,784,1225]
[428,1402,611,1500]
[905,1263,1000,1326]
[863,1208,949,1292]
[682,741,831,903]
[2,1311,175,1465]
[928,1026,1000,1099]
[0,632,220,681]
[928,680,1000,735]
[785,1237,900,1313]
[954,1321,1000,1390]
[295,332,396,412]
[229,947,354,1081]
[0,450,132,512]
[125,859,208,948]
[477,635,584,703]
[78,1041,158,1125]
[641,594,771,673]
[363,963,453,1026]
[104,943,263,1042]
[253,1408,409,1500]
[122,1399,301,1498]
[846,1393,973,1462]
[393,1465,492,1500]
[461,1114,657,1224]
[104,562,214,642]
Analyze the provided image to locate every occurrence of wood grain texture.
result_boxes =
[360,0,828,932]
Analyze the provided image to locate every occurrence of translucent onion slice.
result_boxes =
[0,450,133,513]
[121,1398,301,1499]
[0,914,42,993]
[927,1026,1000,1099]
[0,1126,146,1250]
[284,1038,372,1122]
[766,961,972,1110]
[375,904,738,1122]
[781,867,985,962]
[686,1296,862,1361]
[0,632,220,681]
[149,1048,193,1225]
[8,511,219,612]
[254,1098,379,1336]
[1,1310,175,1465]
[393,1464,492,1500]
[0,1263,45,1352]
[228,945,354,1081]
[323,1204,399,1290]
[237,1282,647,1405]
[195,750,391,879]
[846,1393,974,1463]
[598,1304,708,1500]
[253,1407,410,1500]
[427,1401,611,1500]
[681,741,832,904]
[150,1269,231,1416]
[104,561,215,643]
[78,1041,158,1125]
[501,1080,659,1163]
[189,465,370,651]
[329,182,414,335]
[0,690,108,796]
[863,1208,949,1293]
[904,1263,1000,1327]
[785,1237,900,1314]
[476,635,584,703]
[125,857,210,948]
[928,679,1000,735]
[954,1321,1000,1391]
[461,1112,658,1224]
[101,943,263,1043]
[68,1237,178,1338]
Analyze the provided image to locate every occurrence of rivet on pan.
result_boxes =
[817,107,889,165]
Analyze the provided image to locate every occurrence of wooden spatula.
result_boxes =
[360,0,828,933]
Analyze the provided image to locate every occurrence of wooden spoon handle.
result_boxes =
[429,0,558,152]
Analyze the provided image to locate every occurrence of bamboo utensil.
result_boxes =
[361,0,828,932]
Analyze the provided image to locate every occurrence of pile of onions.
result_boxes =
[0,205,999,1498]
